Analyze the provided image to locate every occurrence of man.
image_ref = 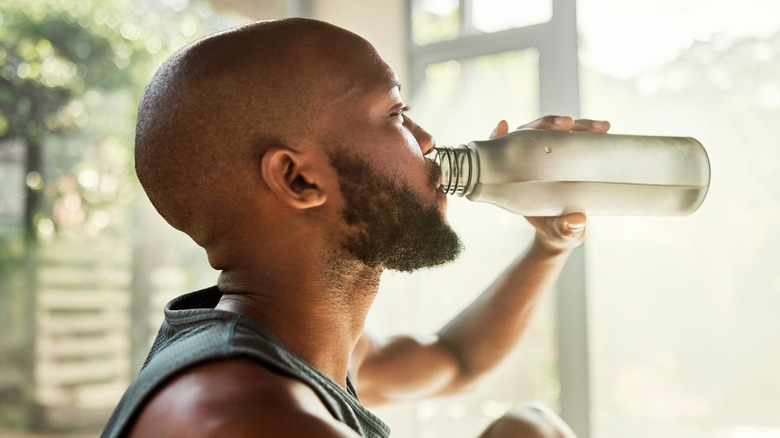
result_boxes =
[102,18,609,438]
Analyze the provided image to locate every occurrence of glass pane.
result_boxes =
[411,49,541,144]
[472,0,553,33]
[411,0,460,45]
[579,0,780,436]
[367,49,549,438]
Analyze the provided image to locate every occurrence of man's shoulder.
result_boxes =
[127,358,360,437]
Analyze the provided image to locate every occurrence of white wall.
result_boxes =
[313,0,409,99]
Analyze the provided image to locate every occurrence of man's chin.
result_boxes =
[387,227,463,273]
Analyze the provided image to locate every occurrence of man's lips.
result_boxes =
[427,160,443,192]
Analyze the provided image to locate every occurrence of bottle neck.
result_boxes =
[426,144,479,197]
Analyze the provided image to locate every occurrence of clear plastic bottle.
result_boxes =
[426,129,711,216]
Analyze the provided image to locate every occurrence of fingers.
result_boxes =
[560,211,587,234]
[525,212,588,252]
[517,115,610,133]
[490,120,510,139]
[572,118,610,132]
[517,115,574,131]
[526,213,586,239]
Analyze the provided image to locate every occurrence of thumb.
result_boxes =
[562,212,587,234]
[490,120,510,139]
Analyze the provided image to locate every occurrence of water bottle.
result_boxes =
[426,129,710,216]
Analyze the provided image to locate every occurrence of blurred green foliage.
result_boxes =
[0,0,153,141]
[0,0,236,234]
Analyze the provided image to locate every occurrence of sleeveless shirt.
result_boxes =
[101,286,390,438]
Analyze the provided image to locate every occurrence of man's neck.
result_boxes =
[215,261,382,387]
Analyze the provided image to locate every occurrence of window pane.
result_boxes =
[411,49,541,143]
[472,0,553,33]
[367,49,550,438]
[579,0,780,436]
[411,0,460,45]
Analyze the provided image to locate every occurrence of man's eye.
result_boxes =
[391,106,411,118]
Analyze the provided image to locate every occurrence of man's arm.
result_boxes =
[350,116,609,405]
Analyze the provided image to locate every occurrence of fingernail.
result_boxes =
[567,222,586,231]
[592,121,607,129]
[554,116,567,125]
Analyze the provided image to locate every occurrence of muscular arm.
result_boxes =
[351,116,609,406]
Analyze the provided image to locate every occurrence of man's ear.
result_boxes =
[261,148,327,210]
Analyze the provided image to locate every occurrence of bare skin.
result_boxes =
[128,18,610,438]
[479,404,578,438]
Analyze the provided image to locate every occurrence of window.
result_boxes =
[579,0,780,436]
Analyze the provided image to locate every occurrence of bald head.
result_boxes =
[135,18,384,255]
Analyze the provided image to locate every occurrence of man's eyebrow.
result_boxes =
[390,79,402,91]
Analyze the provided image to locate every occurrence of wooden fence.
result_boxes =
[33,236,133,429]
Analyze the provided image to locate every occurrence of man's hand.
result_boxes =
[526,212,587,253]
[489,115,611,253]
[515,115,610,134]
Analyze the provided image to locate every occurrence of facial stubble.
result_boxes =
[326,145,463,273]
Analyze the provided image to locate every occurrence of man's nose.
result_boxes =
[404,116,435,155]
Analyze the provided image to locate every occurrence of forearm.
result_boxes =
[436,234,574,389]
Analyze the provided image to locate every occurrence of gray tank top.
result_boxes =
[101,286,390,438]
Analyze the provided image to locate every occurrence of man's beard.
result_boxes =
[325,144,463,273]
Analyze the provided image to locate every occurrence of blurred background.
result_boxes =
[1,0,778,437]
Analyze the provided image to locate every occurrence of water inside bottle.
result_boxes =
[469,181,709,216]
